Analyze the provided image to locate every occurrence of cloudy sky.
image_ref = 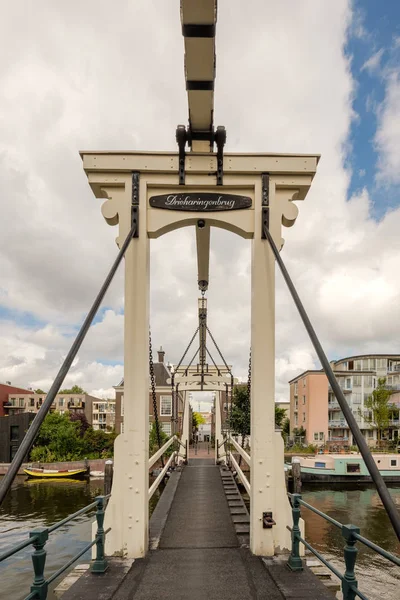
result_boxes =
[0,1,399,410]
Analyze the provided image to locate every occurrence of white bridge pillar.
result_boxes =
[82,151,318,559]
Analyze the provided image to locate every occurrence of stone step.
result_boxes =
[230,507,247,514]
[228,500,243,506]
[323,581,341,592]
[233,514,250,523]
[310,568,332,580]
[235,524,250,533]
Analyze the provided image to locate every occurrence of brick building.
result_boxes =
[114,347,184,436]
[0,382,33,417]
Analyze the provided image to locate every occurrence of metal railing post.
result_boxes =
[30,528,49,600]
[216,438,219,462]
[185,439,188,463]
[91,497,108,574]
[341,525,359,600]
[287,494,303,571]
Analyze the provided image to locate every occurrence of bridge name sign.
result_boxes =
[149,193,252,212]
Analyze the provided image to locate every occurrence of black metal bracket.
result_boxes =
[263,512,276,529]
[175,124,226,185]
[261,172,269,239]
[215,126,226,186]
[131,171,139,237]
[176,125,187,185]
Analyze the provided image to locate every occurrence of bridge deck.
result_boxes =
[62,457,334,600]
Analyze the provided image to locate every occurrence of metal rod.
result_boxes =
[48,500,98,533]
[264,224,400,541]
[206,326,231,373]
[0,222,137,506]
[206,347,221,375]
[174,326,200,373]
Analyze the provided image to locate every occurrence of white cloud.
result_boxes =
[375,70,400,185]
[1,0,400,409]
[361,48,385,73]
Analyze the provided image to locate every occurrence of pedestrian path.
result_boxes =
[62,459,334,600]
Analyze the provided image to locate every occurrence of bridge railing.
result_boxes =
[224,433,250,494]
[148,435,185,499]
[0,495,111,600]
[287,492,400,600]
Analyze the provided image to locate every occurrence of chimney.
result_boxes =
[6,381,11,385]
[157,346,165,363]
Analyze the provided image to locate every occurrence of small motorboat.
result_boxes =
[24,467,88,480]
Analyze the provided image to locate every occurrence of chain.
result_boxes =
[149,328,164,466]
[242,349,251,449]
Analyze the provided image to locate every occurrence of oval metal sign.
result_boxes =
[149,193,252,212]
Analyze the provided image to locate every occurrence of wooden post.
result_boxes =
[292,459,302,494]
[104,460,114,497]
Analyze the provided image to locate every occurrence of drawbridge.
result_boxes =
[0,2,399,600]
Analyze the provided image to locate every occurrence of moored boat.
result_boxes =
[287,453,400,484]
[24,467,88,480]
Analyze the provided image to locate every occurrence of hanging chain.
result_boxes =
[242,348,251,449]
[149,329,164,466]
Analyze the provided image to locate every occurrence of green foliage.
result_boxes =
[282,418,290,436]
[149,422,174,458]
[30,412,116,462]
[275,406,287,428]
[59,385,86,394]
[30,412,83,462]
[288,444,317,454]
[192,411,206,429]
[292,426,306,438]
[359,378,393,445]
[34,389,46,394]
[229,386,250,435]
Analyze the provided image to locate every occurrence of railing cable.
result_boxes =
[263,223,400,541]
[0,222,138,506]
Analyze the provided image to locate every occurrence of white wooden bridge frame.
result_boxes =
[81,149,319,559]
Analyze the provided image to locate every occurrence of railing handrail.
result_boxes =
[264,223,400,541]
[287,492,400,600]
[149,451,177,499]
[1,495,111,600]
[227,433,251,466]
[149,435,178,469]
[229,452,250,495]
[0,219,138,507]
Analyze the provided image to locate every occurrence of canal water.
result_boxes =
[0,477,399,600]
[0,476,161,600]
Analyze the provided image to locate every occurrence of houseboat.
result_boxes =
[289,453,400,484]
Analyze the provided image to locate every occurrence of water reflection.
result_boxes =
[301,486,400,600]
[0,476,162,600]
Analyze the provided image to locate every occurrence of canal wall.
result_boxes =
[0,458,107,476]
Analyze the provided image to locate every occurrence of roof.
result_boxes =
[334,354,400,363]
[288,370,324,384]
[115,361,172,389]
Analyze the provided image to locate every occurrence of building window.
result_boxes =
[348,360,354,370]
[121,395,124,417]
[59,398,64,407]
[160,395,172,416]
[161,422,172,436]
[302,395,306,405]
[10,426,19,441]
[294,399,298,410]
[19,398,25,407]
[345,378,351,389]
[294,414,298,425]
[314,433,318,441]
[347,463,360,473]
[294,382,298,394]
[355,360,362,370]
[303,378,306,387]
[302,412,306,423]
[377,358,387,369]
[391,459,397,467]
[353,376,361,387]
[319,432,324,440]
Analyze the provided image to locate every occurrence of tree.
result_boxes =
[282,418,290,437]
[275,406,287,429]
[192,412,206,429]
[69,412,90,437]
[229,386,250,436]
[30,412,82,462]
[83,428,116,457]
[360,378,393,447]
[34,389,46,394]
[149,422,169,456]
[59,385,86,394]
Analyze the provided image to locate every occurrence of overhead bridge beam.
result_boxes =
[181,0,217,152]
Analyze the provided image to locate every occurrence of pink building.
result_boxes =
[289,370,328,446]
